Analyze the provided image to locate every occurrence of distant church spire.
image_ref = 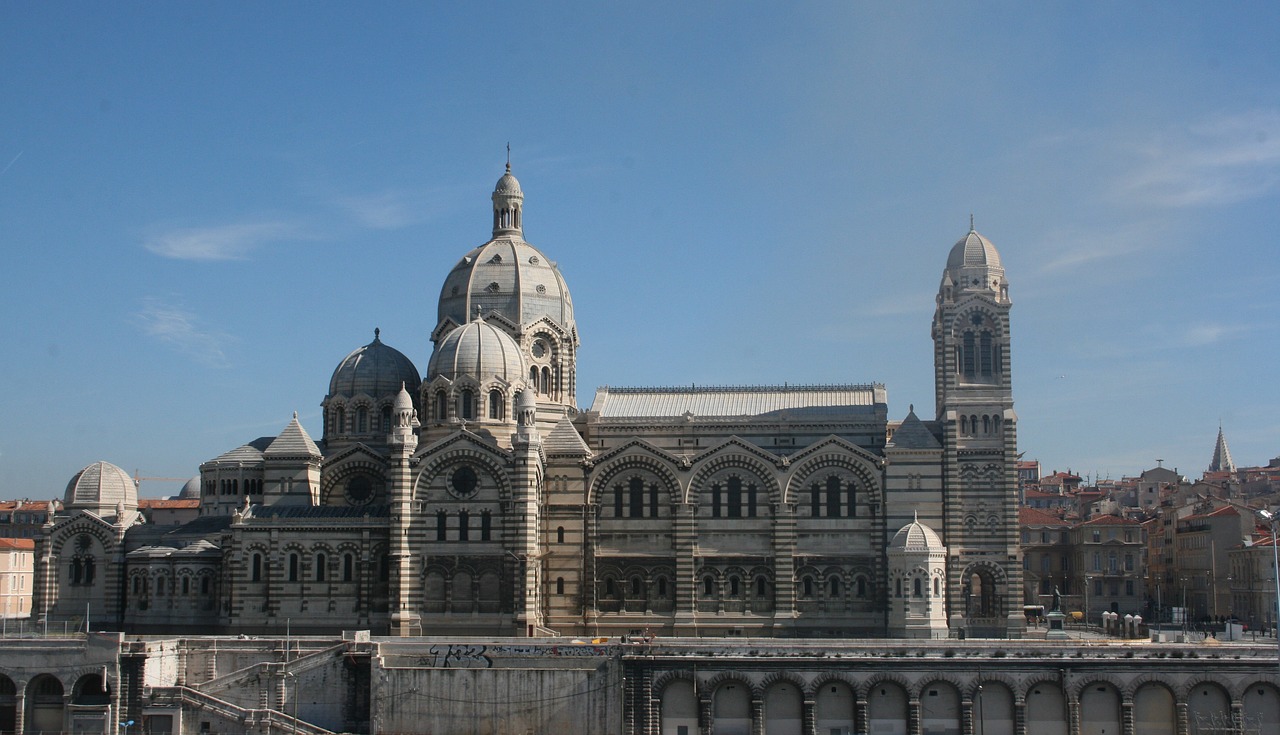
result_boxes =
[1209,425,1236,474]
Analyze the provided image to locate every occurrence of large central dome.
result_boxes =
[435,166,576,339]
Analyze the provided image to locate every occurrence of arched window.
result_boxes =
[711,483,722,517]
[335,406,346,434]
[962,331,976,377]
[727,477,742,518]
[829,577,840,598]
[343,553,354,581]
[649,482,660,517]
[70,558,82,585]
[982,415,991,434]
[157,578,165,596]
[83,557,95,584]
[960,415,968,434]
[288,553,299,582]
[980,331,993,376]
[802,576,814,598]
[729,576,740,597]
[630,577,643,597]
[356,407,368,433]
[703,576,714,597]
[913,577,922,596]
[481,510,492,541]
[530,367,540,393]
[756,576,767,597]
[556,577,565,595]
[747,483,758,517]
[857,577,867,598]
[460,390,474,420]
[182,577,190,595]
[251,553,262,582]
[458,510,470,541]
[605,578,616,598]
[556,526,565,544]
[315,553,327,581]
[629,477,644,518]
[657,577,668,597]
[933,577,940,596]
[201,576,211,595]
[826,476,841,517]
[437,511,447,541]
[541,366,551,396]
[435,391,447,420]
[381,405,392,431]
[488,390,503,420]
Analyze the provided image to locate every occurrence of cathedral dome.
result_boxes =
[943,227,1006,295]
[328,330,421,400]
[435,168,576,340]
[427,316,528,384]
[889,516,944,551]
[178,476,201,499]
[64,461,138,513]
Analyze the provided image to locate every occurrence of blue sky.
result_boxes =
[2,3,1278,497]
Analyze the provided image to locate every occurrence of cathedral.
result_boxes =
[34,165,1022,639]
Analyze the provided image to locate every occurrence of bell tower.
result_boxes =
[931,224,1023,638]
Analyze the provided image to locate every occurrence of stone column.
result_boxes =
[699,695,713,735]
[1013,696,1026,735]
[961,695,973,735]
[1068,696,1081,735]
[802,697,816,735]
[908,696,921,735]
[1121,698,1135,735]
[12,693,23,734]
[855,696,868,735]
[751,694,764,735]
[1175,700,1188,735]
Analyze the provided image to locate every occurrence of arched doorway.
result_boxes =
[1132,683,1175,735]
[1241,683,1280,735]
[763,681,801,735]
[866,681,908,735]
[920,681,959,735]
[814,681,855,735]
[0,675,15,734]
[25,675,64,734]
[1186,682,1231,734]
[659,679,697,735]
[71,674,110,706]
[1078,681,1121,735]
[974,681,1014,735]
[712,681,751,735]
[1024,680,1067,735]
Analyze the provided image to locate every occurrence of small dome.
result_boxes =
[494,166,522,196]
[393,383,415,413]
[178,476,201,499]
[328,329,421,400]
[943,228,1006,295]
[64,461,138,513]
[427,316,528,384]
[889,516,944,551]
[946,230,1002,272]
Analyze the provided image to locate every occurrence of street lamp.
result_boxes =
[1084,576,1092,633]
[1255,509,1280,679]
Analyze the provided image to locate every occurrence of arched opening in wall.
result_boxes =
[1079,681,1121,735]
[764,681,802,735]
[713,682,751,735]
[556,526,565,544]
[315,553,327,582]
[26,675,64,734]
[529,367,540,394]
[488,390,503,420]
[381,405,392,432]
[920,682,960,735]
[1025,681,1068,735]
[1132,683,1175,735]
[435,391,447,421]
[0,674,15,735]
[288,553,299,582]
[356,406,368,433]
[1241,683,1280,734]
[1186,682,1231,734]
[335,406,346,434]
[477,571,501,613]
[422,570,446,614]
[541,366,552,397]
[343,553,354,582]
[251,553,262,582]
[71,673,110,706]
[866,682,908,735]
[815,681,854,735]
[555,577,565,595]
[962,565,1002,619]
[660,679,697,735]
[973,681,1014,735]
[451,571,473,614]
[460,390,474,420]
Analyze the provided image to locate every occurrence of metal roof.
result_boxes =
[590,384,885,419]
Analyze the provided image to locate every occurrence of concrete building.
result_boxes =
[35,166,1024,640]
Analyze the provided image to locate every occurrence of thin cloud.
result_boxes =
[1116,110,1280,208]
[336,190,425,230]
[135,299,233,367]
[1035,221,1167,276]
[1182,321,1250,347]
[144,221,302,260]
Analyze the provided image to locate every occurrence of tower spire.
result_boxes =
[1209,425,1236,474]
